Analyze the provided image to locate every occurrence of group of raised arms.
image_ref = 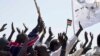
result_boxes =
[0,15,100,56]
[0,0,100,56]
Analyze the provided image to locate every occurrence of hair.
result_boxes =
[15,33,28,43]
[97,34,100,47]
[0,38,9,51]
[49,39,60,52]
[35,45,49,56]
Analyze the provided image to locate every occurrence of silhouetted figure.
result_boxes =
[81,32,93,55]
[45,27,54,47]
[35,45,50,56]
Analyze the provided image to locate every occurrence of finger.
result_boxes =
[16,27,21,33]
[79,22,83,30]
[23,23,26,28]
[12,22,14,29]
[3,24,7,27]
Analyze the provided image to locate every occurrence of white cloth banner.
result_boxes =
[65,35,78,56]
[73,0,100,31]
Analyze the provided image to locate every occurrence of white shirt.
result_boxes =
[69,48,83,56]
[85,46,100,56]
[50,47,62,56]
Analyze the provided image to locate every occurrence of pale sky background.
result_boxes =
[0,0,100,48]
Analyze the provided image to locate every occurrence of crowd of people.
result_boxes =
[0,14,100,56]
[0,0,100,56]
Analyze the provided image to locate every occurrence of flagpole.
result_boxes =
[66,22,68,34]
[71,0,76,35]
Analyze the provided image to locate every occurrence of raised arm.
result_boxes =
[69,39,80,54]
[45,27,54,46]
[82,32,88,48]
[23,23,28,33]
[39,27,46,43]
[81,32,89,55]
[87,32,93,48]
[8,22,15,41]
[60,32,68,56]
[76,22,83,37]
[81,32,93,55]
[0,24,7,32]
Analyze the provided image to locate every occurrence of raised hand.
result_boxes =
[59,33,67,56]
[23,23,28,33]
[69,39,80,54]
[86,32,94,48]
[90,32,93,40]
[39,21,45,34]
[8,22,15,41]
[58,33,63,45]
[48,27,54,39]
[45,27,54,46]
[0,24,7,32]
[82,31,88,48]
[11,22,15,33]
[63,32,68,41]
[81,32,93,55]
[39,27,46,43]
[76,22,83,37]
[49,27,53,36]
[58,33,67,46]
[79,21,83,31]
[16,27,21,33]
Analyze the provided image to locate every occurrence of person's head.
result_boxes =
[15,33,28,43]
[49,39,60,52]
[97,34,100,47]
[34,45,49,56]
[0,38,8,51]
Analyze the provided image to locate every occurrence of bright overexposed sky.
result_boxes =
[0,0,100,48]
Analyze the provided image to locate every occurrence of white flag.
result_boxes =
[73,0,100,31]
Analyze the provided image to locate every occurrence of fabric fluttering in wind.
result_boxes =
[67,19,72,26]
[73,0,100,32]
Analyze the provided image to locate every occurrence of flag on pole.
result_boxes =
[67,19,72,26]
[73,0,100,31]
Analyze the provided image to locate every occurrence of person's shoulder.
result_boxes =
[85,49,92,55]
[50,47,62,56]
[85,46,98,56]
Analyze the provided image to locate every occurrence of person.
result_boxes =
[65,22,83,56]
[85,34,100,56]
[48,39,61,56]
[69,39,80,54]
[59,32,68,56]
[45,27,54,47]
[34,45,50,56]
[81,32,93,55]
[69,32,88,56]
[8,22,15,41]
